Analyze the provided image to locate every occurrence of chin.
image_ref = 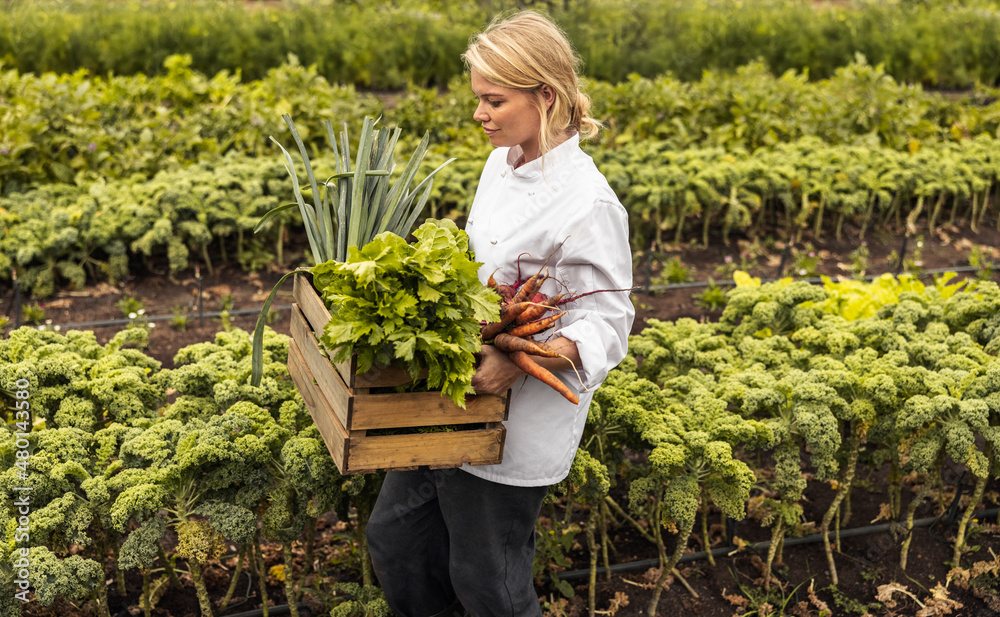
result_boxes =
[489,136,514,149]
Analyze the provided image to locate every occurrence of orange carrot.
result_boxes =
[509,271,547,306]
[511,302,549,326]
[507,312,563,338]
[508,351,579,405]
[487,268,501,289]
[493,333,561,358]
[480,302,532,341]
[498,301,534,322]
[513,293,569,325]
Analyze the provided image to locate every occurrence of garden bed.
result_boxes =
[7,222,1000,617]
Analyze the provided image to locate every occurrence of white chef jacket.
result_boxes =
[464,133,635,486]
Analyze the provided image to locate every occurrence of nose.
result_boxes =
[473,100,489,123]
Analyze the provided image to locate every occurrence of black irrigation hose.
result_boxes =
[219,570,255,614]
[643,264,997,294]
[927,472,967,544]
[556,507,1000,582]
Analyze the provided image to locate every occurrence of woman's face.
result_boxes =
[471,69,545,164]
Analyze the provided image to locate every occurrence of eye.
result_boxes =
[475,95,502,109]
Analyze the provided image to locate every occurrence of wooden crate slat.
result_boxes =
[293,275,419,388]
[352,391,509,430]
[292,273,332,334]
[347,427,506,474]
[293,274,355,384]
[290,305,354,430]
[288,338,350,471]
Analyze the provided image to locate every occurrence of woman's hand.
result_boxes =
[471,343,523,395]
[472,336,582,396]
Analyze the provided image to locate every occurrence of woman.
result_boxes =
[366,11,634,617]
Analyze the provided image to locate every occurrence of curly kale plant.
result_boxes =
[158,327,295,414]
[895,359,1000,568]
[0,328,169,614]
[596,369,768,615]
[943,280,1000,353]
[0,426,120,616]
[0,327,162,429]
[628,317,736,386]
[719,278,826,340]
[715,366,846,587]
[544,449,610,607]
[111,401,288,617]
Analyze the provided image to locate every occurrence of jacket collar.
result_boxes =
[504,132,580,179]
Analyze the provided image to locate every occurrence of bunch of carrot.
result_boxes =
[481,263,584,405]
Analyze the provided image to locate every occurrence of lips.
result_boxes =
[483,127,498,136]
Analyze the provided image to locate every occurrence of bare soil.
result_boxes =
[7,220,1000,617]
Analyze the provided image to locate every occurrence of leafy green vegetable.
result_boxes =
[264,114,454,266]
[311,218,500,407]
[249,114,455,387]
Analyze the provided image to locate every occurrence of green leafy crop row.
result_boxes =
[3,273,1000,612]
[595,133,1000,250]
[0,0,485,90]
[2,0,999,90]
[564,274,1000,613]
[4,131,999,298]
[585,58,1000,152]
[0,154,301,297]
[4,55,999,193]
[0,325,388,616]
[2,55,999,299]
[0,56,380,194]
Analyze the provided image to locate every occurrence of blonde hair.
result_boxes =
[462,10,600,157]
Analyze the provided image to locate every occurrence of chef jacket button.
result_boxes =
[528,191,534,196]
[490,239,498,245]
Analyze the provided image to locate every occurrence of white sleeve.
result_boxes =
[552,198,635,390]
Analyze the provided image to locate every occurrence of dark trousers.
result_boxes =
[366,467,549,617]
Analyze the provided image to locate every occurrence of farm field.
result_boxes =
[9,224,1000,617]
[3,1,1000,617]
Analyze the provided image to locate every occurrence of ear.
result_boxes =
[540,85,556,110]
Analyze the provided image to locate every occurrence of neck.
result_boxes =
[517,146,541,168]
[517,131,570,168]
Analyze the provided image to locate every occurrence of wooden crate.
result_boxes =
[287,275,508,475]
